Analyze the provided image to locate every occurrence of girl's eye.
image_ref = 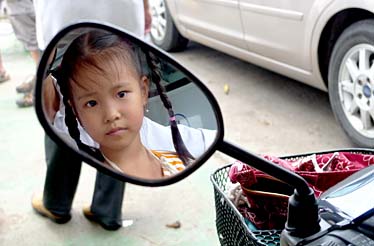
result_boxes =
[117,91,127,98]
[85,100,97,107]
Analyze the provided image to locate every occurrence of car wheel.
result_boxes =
[328,19,374,147]
[150,0,189,52]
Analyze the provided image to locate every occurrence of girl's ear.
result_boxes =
[140,75,149,106]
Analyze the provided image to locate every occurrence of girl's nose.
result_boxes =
[104,103,121,123]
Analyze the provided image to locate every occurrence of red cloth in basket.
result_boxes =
[229,152,373,229]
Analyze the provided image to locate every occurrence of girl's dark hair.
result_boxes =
[144,51,195,165]
[56,29,194,166]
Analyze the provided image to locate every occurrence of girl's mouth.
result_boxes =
[106,127,127,136]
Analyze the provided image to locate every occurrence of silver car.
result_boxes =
[150,0,374,147]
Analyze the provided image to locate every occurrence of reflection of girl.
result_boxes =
[57,30,194,179]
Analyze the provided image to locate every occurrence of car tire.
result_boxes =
[150,0,189,52]
[328,19,374,147]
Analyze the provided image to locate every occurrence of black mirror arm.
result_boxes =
[218,140,311,195]
[218,140,321,238]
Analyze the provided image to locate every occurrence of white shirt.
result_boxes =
[140,117,216,158]
[33,0,144,50]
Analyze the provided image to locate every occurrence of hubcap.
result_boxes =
[150,0,167,42]
[363,84,371,98]
[338,44,374,138]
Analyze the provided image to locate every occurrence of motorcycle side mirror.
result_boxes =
[35,22,320,238]
[35,22,223,186]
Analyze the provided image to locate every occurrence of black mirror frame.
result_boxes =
[34,21,225,186]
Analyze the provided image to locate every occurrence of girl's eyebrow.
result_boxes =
[112,82,131,88]
[110,82,134,91]
[77,82,132,100]
[77,91,97,101]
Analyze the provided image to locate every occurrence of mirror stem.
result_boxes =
[218,140,320,237]
[219,140,310,195]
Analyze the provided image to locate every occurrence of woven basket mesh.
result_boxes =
[211,165,281,246]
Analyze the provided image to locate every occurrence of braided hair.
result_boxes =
[56,29,194,166]
[144,51,195,166]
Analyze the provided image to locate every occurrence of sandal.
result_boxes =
[31,193,71,224]
[0,70,10,83]
[16,75,35,93]
[82,205,122,231]
[16,91,34,108]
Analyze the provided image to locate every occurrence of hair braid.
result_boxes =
[144,51,195,166]
[56,66,104,161]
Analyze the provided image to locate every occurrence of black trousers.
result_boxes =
[43,134,125,227]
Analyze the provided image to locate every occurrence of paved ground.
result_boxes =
[0,18,355,246]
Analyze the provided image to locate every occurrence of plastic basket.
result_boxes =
[210,148,374,246]
[211,164,281,246]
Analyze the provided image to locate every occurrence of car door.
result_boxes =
[239,0,317,71]
[175,0,246,49]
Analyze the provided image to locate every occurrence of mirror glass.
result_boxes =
[38,25,220,182]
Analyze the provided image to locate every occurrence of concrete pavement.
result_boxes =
[0,18,223,246]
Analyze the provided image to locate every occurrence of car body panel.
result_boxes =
[166,0,374,92]
[172,0,246,49]
[240,0,315,71]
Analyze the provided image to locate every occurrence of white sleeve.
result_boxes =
[177,124,217,157]
[140,117,217,158]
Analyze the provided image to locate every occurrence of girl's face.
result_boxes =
[70,55,149,154]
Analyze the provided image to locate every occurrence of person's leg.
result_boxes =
[0,50,6,72]
[8,12,38,105]
[15,49,38,105]
[84,172,125,230]
[16,49,39,94]
[43,134,82,214]
[0,50,10,83]
[29,49,41,65]
[32,134,82,223]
